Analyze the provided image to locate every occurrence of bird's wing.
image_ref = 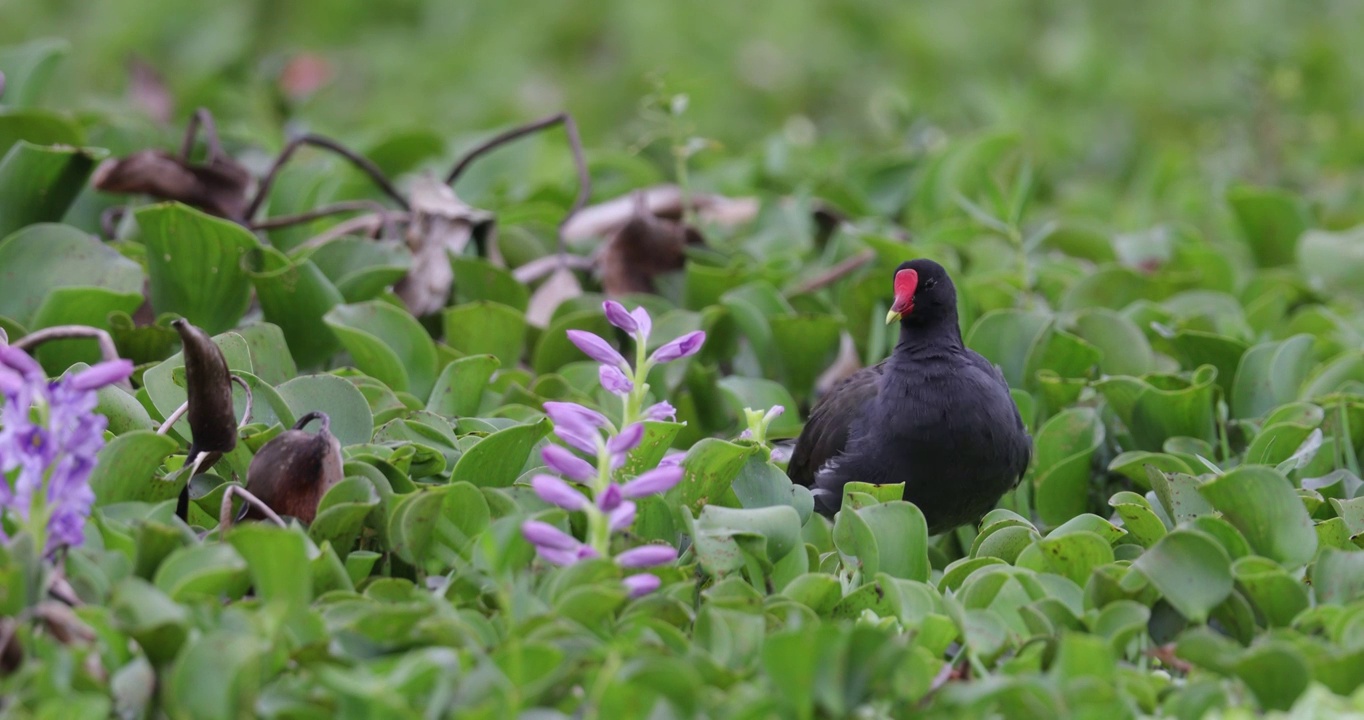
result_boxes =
[787,361,885,488]
[967,351,1033,486]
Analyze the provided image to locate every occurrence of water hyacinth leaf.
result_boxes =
[88,431,182,506]
[619,421,684,478]
[449,417,551,488]
[163,629,268,720]
[1131,529,1233,623]
[689,504,802,575]
[1032,407,1105,525]
[427,353,499,418]
[532,309,614,375]
[1106,452,1193,488]
[1227,184,1310,268]
[152,543,250,602]
[387,482,490,570]
[309,477,381,555]
[715,376,803,437]
[275,374,374,447]
[1096,365,1218,450]
[324,300,439,397]
[450,254,530,311]
[847,501,930,582]
[0,222,143,326]
[1108,491,1167,548]
[1167,329,1248,397]
[137,203,261,334]
[1071,308,1157,376]
[769,313,842,401]
[669,438,761,514]
[95,382,157,435]
[0,38,68,108]
[1230,334,1315,420]
[225,524,313,609]
[1298,226,1364,300]
[731,456,813,524]
[28,286,144,373]
[306,237,411,303]
[442,300,527,368]
[1032,531,1114,586]
[109,578,190,665]
[246,245,344,368]
[1147,467,1214,524]
[1311,549,1364,605]
[965,309,1050,388]
[780,573,844,615]
[0,142,108,236]
[1232,556,1309,628]
[1232,642,1312,711]
[1198,467,1316,569]
[1244,423,1316,467]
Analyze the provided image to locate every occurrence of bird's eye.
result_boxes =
[922,278,938,290]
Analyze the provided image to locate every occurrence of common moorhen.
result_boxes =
[787,258,1032,534]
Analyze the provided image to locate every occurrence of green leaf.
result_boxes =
[532,309,614,375]
[715,376,803,437]
[0,142,107,236]
[1231,334,1315,420]
[836,501,931,582]
[1232,556,1309,628]
[324,300,439,397]
[1108,491,1168,548]
[386,482,490,570]
[164,629,267,720]
[1198,466,1317,569]
[110,577,189,664]
[689,504,802,575]
[449,417,550,487]
[152,544,250,602]
[29,287,144,374]
[1071,308,1157,376]
[1298,226,1364,300]
[0,38,69,108]
[0,222,143,326]
[309,477,381,555]
[307,237,411,302]
[1032,531,1114,586]
[669,438,761,514]
[442,301,527,368]
[247,245,344,368]
[1095,365,1218,450]
[1131,529,1233,623]
[226,524,313,609]
[780,573,844,615]
[769,313,842,401]
[1232,642,1311,711]
[137,203,261,334]
[450,254,530,311]
[1032,407,1105,525]
[275,374,375,447]
[427,354,499,417]
[1227,185,1311,268]
[1311,548,1364,604]
[966,309,1050,388]
[88,431,182,506]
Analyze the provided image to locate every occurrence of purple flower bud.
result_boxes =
[597,483,623,511]
[567,330,627,367]
[617,544,678,568]
[623,573,661,597]
[649,331,706,364]
[642,401,676,422]
[537,545,589,566]
[630,307,652,341]
[621,466,684,498]
[0,345,43,379]
[521,520,579,550]
[532,474,589,511]
[608,500,638,532]
[599,365,634,396]
[541,445,596,482]
[603,301,638,334]
[763,405,786,424]
[659,451,686,468]
[543,401,609,429]
[607,423,645,457]
[68,360,134,391]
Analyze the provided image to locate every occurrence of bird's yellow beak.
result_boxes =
[885,309,902,325]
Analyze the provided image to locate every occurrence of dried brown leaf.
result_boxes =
[92,149,252,221]
[600,194,704,296]
[394,175,495,316]
[815,332,863,397]
[561,184,758,241]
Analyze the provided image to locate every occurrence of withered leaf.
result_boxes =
[171,319,237,456]
[600,195,705,296]
[92,149,252,221]
[561,184,759,242]
[244,411,343,524]
[395,175,495,317]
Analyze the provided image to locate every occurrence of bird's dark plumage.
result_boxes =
[787,258,1032,534]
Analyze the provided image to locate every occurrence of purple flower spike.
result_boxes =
[621,466,684,498]
[567,330,627,367]
[630,307,652,341]
[541,445,596,482]
[649,331,706,364]
[607,423,645,457]
[521,520,580,551]
[531,474,589,511]
[599,365,634,396]
[608,500,637,532]
[623,573,661,597]
[617,545,678,568]
[603,301,638,334]
[642,401,677,422]
[658,451,686,468]
[543,401,609,429]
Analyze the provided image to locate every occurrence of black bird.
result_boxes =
[787,258,1032,534]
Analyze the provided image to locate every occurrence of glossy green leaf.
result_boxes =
[324,300,439,396]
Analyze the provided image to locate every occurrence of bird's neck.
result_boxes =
[893,313,964,359]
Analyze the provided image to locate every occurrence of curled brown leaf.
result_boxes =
[243,412,343,524]
[92,149,251,221]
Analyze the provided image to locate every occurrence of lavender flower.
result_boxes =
[649,331,706,364]
[0,348,134,555]
[599,365,633,396]
[642,401,677,422]
[531,474,589,511]
[616,545,678,568]
[622,573,661,598]
[541,445,596,482]
[566,330,627,367]
[603,301,639,335]
[621,466,684,498]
